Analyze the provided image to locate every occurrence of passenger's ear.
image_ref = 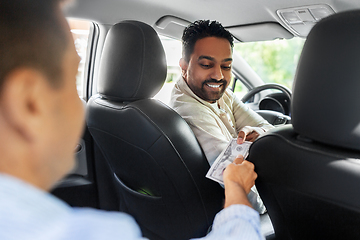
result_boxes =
[179,58,188,80]
[0,68,51,142]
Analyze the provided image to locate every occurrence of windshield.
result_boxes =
[234,38,305,89]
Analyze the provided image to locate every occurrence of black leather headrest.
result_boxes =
[97,20,167,101]
[292,10,360,151]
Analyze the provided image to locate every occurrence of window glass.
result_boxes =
[67,18,91,98]
[154,36,182,104]
[234,38,305,90]
[229,76,248,100]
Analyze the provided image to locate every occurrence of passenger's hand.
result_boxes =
[237,126,261,144]
[223,155,257,208]
[224,155,257,194]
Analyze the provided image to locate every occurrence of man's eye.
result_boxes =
[222,66,232,70]
[200,64,211,68]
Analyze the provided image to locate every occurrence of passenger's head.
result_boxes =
[0,0,85,190]
[0,0,68,90]
[180,20,234,103]
[181,20,234,63]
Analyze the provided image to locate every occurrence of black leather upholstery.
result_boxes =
[248,10,360,240]
[97,21,166,101]
[291,10,360,151]
[86,20,224,240]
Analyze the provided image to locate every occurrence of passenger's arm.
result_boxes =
[223,156,256,208]
[192,156,263,240]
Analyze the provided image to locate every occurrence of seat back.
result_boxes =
[86,20,224,240]
[248,10,360,240]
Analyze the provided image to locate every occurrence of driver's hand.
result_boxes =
[237,126,264,144]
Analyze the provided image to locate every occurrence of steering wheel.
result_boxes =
[241,83,292,103]
[241,83,292,125]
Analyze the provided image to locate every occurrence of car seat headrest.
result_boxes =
[97,20,167,101]
[292,10,360,151]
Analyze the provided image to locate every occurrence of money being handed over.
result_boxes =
[206,139,252,185]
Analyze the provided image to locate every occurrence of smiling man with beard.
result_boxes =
[170,20,273,214]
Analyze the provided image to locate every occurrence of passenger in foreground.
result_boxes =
[0,1,263,239]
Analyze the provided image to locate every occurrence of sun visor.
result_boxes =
[227,22,293,42]
[277,4,335,37]
[154,16,191,39]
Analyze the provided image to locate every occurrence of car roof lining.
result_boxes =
[154,16,293,42]
[64,0,360,41]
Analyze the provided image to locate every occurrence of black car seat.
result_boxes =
[248,10,360,240]
[86,20,224,240]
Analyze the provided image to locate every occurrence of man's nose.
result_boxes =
[211,65,224,81]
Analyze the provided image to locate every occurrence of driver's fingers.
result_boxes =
[245,131,259,142]
[237,131,246,144]
[237,126,253,144]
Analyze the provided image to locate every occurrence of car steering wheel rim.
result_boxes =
[241,83,292,104]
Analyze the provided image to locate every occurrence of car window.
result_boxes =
[154,36,182,104]
[234,38,305,90]
[67,18,91,98]
[229,75,248,100]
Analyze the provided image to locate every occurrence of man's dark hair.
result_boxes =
[182,20,234,62]
[0,0,68,92]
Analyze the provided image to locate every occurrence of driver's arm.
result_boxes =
[231,91,274,138]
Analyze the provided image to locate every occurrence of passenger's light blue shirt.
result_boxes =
[0,174,263,240]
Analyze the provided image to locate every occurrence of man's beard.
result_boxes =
[200,78,228,102]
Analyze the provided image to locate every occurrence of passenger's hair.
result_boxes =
[181,20,234,62]
[0,0,68,92]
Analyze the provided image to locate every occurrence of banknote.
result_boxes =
[206,139,252,185]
